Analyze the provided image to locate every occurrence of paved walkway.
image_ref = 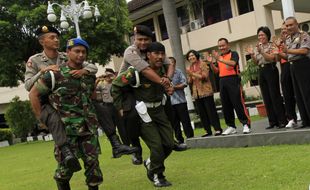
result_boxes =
[186,118,310,148]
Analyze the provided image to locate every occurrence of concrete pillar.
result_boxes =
[253,0,275,36]
[281,0,295,19]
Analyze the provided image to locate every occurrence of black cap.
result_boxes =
[35,25,60,37]
[134,25,153,38]
[147,42,165,53]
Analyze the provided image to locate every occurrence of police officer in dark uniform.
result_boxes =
[94,70,138,158]
[283,17,310,128]
[26,26,97,172]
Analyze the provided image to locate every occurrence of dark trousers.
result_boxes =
[280,62,297,121]
[195,95,222,134]
[290,57,310,126]
[259,64,287,126]
[123,108,142,148]
[219,76,250,128]
[171,103,194,143]
[40,104,67,147]
[94,102,129,144]
[140,106,174,174]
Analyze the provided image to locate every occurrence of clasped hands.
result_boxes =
[40,65,88,78]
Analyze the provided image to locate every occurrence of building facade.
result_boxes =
[125,0,310,96]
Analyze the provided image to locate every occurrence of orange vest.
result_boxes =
[218,52,238,77]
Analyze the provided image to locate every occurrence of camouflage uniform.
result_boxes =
[36,65,103,186]
[25,51,98,147]
[112,67,174,175]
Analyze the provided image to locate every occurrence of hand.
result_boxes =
[186,68,192,76]
[203,52,214,63]
[256,43,263,54]
[40,65,59,74]
[165,85,174,96]
[211,50,220,60]
[245,45,254,55]
[160,77,170,89]
[119,109,124,117]
[70,69,89,78]
[271,36,281,48]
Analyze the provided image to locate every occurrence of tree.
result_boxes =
[0,0,132,87]
[4,96,37,138]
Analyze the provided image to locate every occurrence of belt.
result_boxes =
[144,101,162,108]
[259,63,275,68]
[289,57,310,65]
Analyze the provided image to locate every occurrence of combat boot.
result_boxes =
[132,147,143,165]
[108,134,139,158]
[88,185,98,190]
[60,144,81,172]
[153,173,172,187]
[56,180,71,190]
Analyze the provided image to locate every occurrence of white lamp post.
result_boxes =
[47,0,101,38]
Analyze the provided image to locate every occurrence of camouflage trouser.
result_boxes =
[54,134,103,186]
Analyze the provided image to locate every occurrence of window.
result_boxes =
[237,0,254,15]
[139,18,156,42]
[158,14,168,40]
[202,0,233,26]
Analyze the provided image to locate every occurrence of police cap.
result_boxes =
[134,25,153,38]
[66,38,89,51]
[147,42,165,53]
[35,25,60,37]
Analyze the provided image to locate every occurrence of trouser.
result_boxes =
[259,64,287,126]
[195,95,222,134]
[171,103,194,143]
[94,102,129,144]
[54,134,103,186]
[40,104,67,147]
[290,57,310,126]
[219,76,250,127]
[122,91,142,148]
[140,105,174,174]
[280,62,297,121]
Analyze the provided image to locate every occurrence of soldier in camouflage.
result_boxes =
[25,26,98,173]
[29,38,102,190]
[112,42,174,187]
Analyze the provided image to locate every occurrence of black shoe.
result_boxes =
[88,185,98,190]
[276,124,286,129]
[143,159,154,182]
[265,125,275,129]
[132,152,143,165]
[60,145,82,173]
[153,173,172,187]
[173,142,187,151]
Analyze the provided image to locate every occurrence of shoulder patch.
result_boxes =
[26,61,32,68]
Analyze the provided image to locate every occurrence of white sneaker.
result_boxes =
[286,119,297,128]
[222,127,237,135]
[243,124,251,134]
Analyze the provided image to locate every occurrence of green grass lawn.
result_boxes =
[1,116,310,190]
